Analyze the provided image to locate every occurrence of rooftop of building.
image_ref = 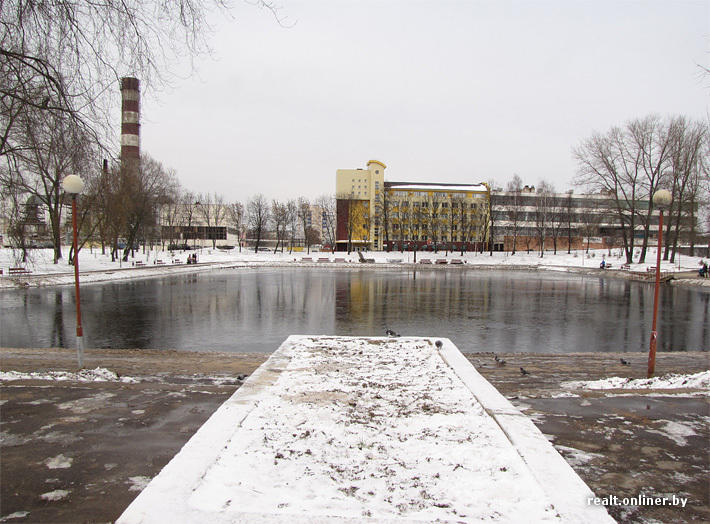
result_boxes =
[385,181,488,192]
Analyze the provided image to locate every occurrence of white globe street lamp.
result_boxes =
[647,189,672,378]
[62,175,85,368]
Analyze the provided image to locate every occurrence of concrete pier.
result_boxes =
[117,336,613,523]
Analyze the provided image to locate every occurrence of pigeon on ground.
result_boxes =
[435,340,443,349]
[520,367,530,376]
[620,358,630,366]
[496,359,506,367]
[385,329,396,336]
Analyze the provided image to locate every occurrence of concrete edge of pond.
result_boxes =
[3,260,708,290]
[116,336,614,524]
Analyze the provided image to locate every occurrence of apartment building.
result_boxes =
[335,160,490,251]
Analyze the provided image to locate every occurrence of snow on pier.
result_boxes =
[118,336,613,523]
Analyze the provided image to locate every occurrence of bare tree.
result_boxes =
[284,200,297,253]
[406,199,426,262]
[315,194,336,253]
[664,117,708,261]
[337,192,369,254]
[296,197,313,254]
[270,200,288,253]
[573,115,708,264]
[0,1,281,158]
[563,190,574,254]
[549,192,565,255]
[505,175,524,255]
[574,126,644,264]
[421,193,445,252]
[227,201,245,252]
[445,195,462,255]
[118,154,177,261]
[629,116,673,262]
[533,181,555,257]
[196,192,228,249]
[160,187,185,251]
[0,163,31,263]
[0,107,95,263]
[247,194,270,252]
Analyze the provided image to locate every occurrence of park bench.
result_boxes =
[646,266,656,273]
[419,259,432,264]
[172,259,184,265]
[133,261,145,267]
[435,259,448,265]
[334,258,346,263]
[155,259,165,265]
[317,257,331,263]
[620,263,631,270]
[386,258,402,264]
[8,267,31,275]
[450,259,464,265]
[301,257,313,262]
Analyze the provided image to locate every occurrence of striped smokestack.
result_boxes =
[120,77,140,165]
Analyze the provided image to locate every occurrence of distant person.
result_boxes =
[700,261,708,278]
[600,259,606,269]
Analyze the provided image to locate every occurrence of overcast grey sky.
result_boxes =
[139,0,708,201]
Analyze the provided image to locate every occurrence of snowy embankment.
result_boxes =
[563,371,710,392]
[2,245,708,289]
[0,367,245,387]
[118,336,613,524]
[0,367,138,383]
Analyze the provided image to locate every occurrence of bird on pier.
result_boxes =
[620,358,630,366]
[520,367,530,376]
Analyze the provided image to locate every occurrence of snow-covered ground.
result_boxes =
[2,245,708,289]
[562,371,710,392]
[118,336,613,524]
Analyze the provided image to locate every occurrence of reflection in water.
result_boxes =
[51,290,65,348]
[0,269,707,353]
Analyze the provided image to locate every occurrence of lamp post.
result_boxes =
[62,175,85,368]
[647,189,672,378]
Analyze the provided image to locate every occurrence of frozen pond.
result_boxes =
[1,268,708,353]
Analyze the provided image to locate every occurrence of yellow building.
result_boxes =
[335,160,490,252]
[335,160,386,251]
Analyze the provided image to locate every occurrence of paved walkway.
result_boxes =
[117,337,613,523]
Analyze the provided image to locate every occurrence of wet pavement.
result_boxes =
[466,351,709,523]
[0,348,708,523]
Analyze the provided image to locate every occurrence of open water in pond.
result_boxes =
[1,268,708,353]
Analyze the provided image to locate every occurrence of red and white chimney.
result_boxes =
[120,77,140,164]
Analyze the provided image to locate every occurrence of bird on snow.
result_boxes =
[620,358,630,366]
[435,340,443,349]
[385,329,396,337]
[520,367,530,376]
